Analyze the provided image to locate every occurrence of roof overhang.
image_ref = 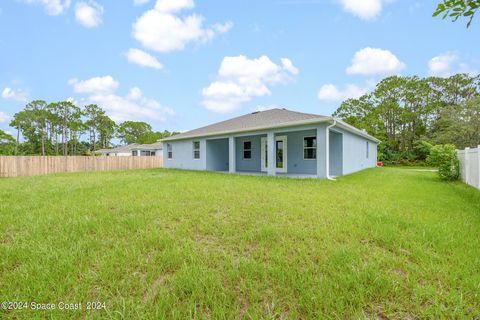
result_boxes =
[161,117,381,144]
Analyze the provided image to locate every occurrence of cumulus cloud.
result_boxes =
[339,0,391,20]
[75,1,103,28]
[68,76,119,94]
[428,52,458,77]
[428,52,479,77]
[22,0,71,15]
[126,48,163,69]
[132,0,232,53]
[346,47,405,75]
[0,111,10,124]
[317,83,372,102]
[69,76,174,122]
[2,87,29,102]
[201,55,299,113]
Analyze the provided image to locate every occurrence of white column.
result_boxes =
[465,147,470,185]
[267,132,276,176]
[229,136,236,173]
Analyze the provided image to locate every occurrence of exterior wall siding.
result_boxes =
[337,128,377,175]
[235,135,263,172]
[329,130,343,176]
[163,139,206,170]
[277,129,317,174]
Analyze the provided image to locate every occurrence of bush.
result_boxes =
[426,144,460,181]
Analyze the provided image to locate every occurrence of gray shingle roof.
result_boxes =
[163,108,329,141]
[131,141,163,150]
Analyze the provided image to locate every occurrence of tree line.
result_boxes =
[333,73,480,164]
[0,101,178,156]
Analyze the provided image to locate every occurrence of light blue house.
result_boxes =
[161,108,379,178]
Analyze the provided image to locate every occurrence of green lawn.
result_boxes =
[1,168,479,319]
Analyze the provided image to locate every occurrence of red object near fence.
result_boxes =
[377,161,383,167]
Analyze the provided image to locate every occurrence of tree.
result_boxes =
[433,0,480,27]
[97,115,116,149]
[116,121,153,144]
[333,73,480,164]
[84,104,105,151]
[0,130,16,155]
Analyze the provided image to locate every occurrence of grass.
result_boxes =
[0,168,479,319]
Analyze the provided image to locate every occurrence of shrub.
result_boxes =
[426,144,460,181]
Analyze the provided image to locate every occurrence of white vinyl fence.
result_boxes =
[457,146,480,190]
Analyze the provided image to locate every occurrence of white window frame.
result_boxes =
[193,141,200,160]
[243,140,252,160]
[303,136,317,160]
[167,144,173,160]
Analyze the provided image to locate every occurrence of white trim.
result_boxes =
[303,136,317,160]
[242,140,252,160]
[261,135,287,173]
[192,140,201,160]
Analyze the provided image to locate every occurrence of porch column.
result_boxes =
[316,126,327,178]
[267,132,276,176]
[229,136,236,173]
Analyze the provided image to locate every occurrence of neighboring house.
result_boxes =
[130,142,164,157]
[96,142,163,158]
[161,108,379,178]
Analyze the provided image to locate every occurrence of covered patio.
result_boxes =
[205,126,344,178]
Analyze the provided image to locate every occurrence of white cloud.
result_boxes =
[69,76,174,122]
[346,47,405,75]
[427,52,479,77]
[132,0,232,53]
[2,87,29,102]
[68,76,119,94]
[0,111,10,124]
[154,0,194,13]
[317,83,371,102]
[75,1,103,28]
[133,0,150,5]
[22,0,71,15]
[126,48,163,70]
[255,105,280,112]
[428,52,458,77]
[201,55,299,113]
[339,0,391,20]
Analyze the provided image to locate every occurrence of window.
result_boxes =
[366,141,369,159]
[132,150,138,156]
[304,137,316,159]
[243,141,252,159]
[167,144,172,159]
[141,150,154,156]
[193,141,200,159]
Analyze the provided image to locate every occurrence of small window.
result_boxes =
[141,150,152,156]
[304,137,316,159]
[167,144,172,159]
[132,150,138,156]
[150,151,156,156]
[243,141,252,159]
[366,141,369,159]
[193,141,200,159]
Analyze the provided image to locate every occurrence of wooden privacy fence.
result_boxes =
[457,146,480,190]
[0,156,163,178]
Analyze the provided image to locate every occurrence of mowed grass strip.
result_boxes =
[0,168,479,319]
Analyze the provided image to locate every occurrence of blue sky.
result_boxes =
[0,0,479,134]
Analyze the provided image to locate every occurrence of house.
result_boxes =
[96,142,163,157]
[161,108,379,178]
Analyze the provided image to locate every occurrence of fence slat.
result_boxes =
[458,146,480,190]
[0,156,163,178]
